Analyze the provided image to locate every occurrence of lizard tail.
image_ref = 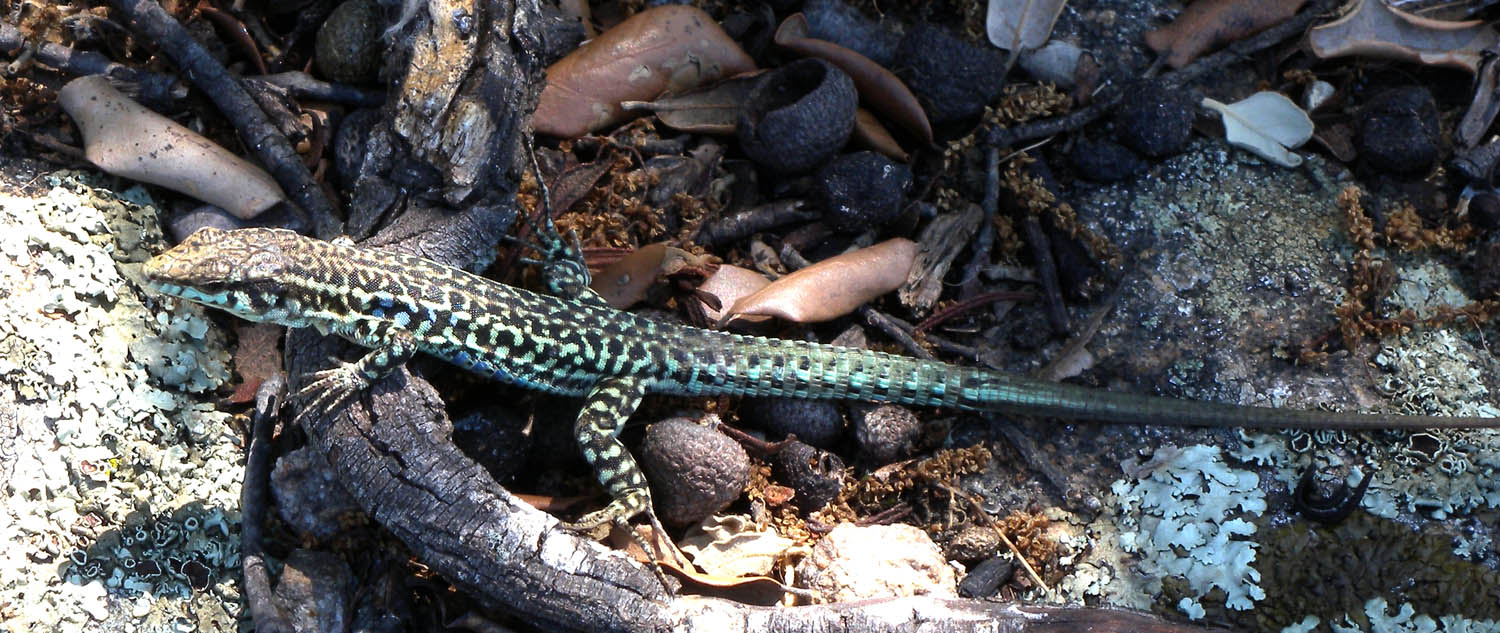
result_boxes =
[686,334,1500,431]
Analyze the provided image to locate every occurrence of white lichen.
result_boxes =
[0,172,242,630]
[1111,444,1267,617]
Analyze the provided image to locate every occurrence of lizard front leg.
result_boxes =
[563,376,678,590]
[296,321,417,418]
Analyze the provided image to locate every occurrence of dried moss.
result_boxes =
[1165,512,1500,632]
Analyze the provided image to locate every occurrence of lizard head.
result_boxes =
[140,227,301,323]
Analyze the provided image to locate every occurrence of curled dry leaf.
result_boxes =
[724,238,918,324]
[534,5,757,138]
[696,264,772,324]
[589,243,713,308]
[1145,0,1307,69]
[986,0,1068,53]
[58,75,286,219]
[620,72,763,135]
[679,514,796,577]
[774,13,932,145]
[1201,92,1314,167]
[657,558,798,606]
[853,108,910,162]
[1308,0,1499,73]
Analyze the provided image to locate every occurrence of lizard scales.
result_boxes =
[143,228,1495,430]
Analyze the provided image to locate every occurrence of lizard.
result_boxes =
[136,223,1500,564]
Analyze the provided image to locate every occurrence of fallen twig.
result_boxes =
[106,0,342,238]
[0,20,180,106]
[241,376,293,633]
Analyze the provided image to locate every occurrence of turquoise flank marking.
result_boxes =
[393,311,411,327]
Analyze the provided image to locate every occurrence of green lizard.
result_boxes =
[138,223,1499,551]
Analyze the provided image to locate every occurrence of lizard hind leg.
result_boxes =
[562,376,679,594]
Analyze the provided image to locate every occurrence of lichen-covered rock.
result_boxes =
[638,417,751,527]
[0,172,241,629]
[739,397,844,448]
[1111,444,1267,617]
[795,523,958,601]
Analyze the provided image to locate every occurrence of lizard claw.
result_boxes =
[292,361,367,421]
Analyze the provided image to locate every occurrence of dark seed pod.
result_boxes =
[315,0,384,84]
[1358,86,1440,175]
[1473,239,1500,298]
[738,58,857,175]
[892,23,1008,124]
[740,397,844,448]
[814,151,913,233]
[1069,137,1148,183]
[946,524,1001,561]
[1470,191,1500,230]
[853,403,921,463]
[453,406,531,484]
[771,440,844,514]
[958,557,1016,598]
[638,418,752,527]
[1113,81,1195,158]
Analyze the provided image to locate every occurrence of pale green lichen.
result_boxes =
[1110,444,1267,617]
[0,171,241,631]
[1307,597,1500,633]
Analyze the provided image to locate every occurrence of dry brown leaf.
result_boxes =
[985,0,1068,53]
[725,238,918,324]
[1307,0,1499,73]
[58,75,287,218]
[589,243,709,308]
[696,264,773,324]
[534,5,757,137]
[774,13,933,145]
[620,72,763,134]
[852,108,910,162]
[679,514,796,577]
[657,558,796,605]
[228,322,283,404]
[1145,0,1307,69]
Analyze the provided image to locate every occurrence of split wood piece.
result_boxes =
[901,202,984,316]
[106,0,340,238]
[58,75,287,219]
